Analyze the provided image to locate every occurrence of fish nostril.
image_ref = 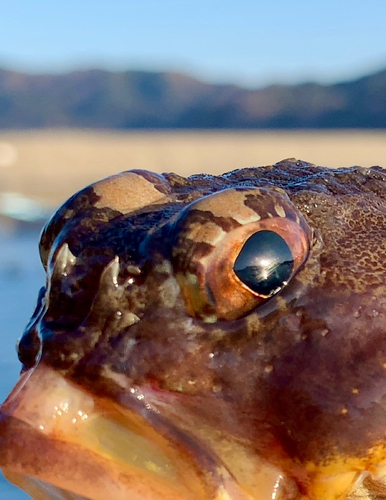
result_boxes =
[18,326,41,369]
[17,286,46,369]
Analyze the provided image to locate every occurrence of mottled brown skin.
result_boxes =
[4,159,386,499]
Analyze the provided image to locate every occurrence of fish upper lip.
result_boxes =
[0,363,257,500]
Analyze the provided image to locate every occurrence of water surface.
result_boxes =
[0,225,45,499]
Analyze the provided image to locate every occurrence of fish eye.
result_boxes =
[172,187,312,321]
[234,230,294,297]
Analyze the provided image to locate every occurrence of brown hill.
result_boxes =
[0,67,385,128]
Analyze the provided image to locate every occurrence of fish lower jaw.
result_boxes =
[0,364,258,500]
[0,363,381,500]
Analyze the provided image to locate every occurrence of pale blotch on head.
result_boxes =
[93,170,170,214]
[274,203,287,218]
[194,189,263,224]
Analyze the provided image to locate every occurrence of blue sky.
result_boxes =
[1,0,385,88]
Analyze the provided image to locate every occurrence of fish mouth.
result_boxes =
[1,364,385,500]
[0,364,265,500]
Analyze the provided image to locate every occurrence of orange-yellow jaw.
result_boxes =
[0,364,255,500]
[1,365,386,500]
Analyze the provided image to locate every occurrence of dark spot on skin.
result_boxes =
[40,187,121,266]
[243,193,278,217]
[130,170,172,195]
[179,209,241,233]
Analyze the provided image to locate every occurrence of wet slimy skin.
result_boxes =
[2,159,386,499]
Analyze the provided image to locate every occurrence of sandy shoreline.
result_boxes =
[0,129,385,207]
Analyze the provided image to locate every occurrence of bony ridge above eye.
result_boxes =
[171,187,312,321]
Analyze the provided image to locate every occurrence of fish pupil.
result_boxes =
[234,230,294,296]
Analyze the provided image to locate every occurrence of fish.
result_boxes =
[1,159,386,499]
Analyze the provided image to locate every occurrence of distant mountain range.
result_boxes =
[0,66,385,129]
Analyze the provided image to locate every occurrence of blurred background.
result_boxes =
[0,0,386,497]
